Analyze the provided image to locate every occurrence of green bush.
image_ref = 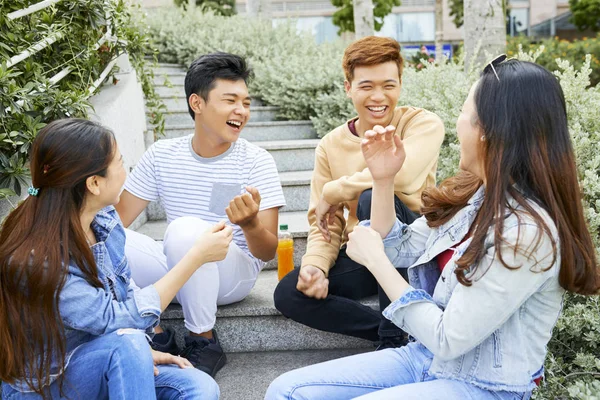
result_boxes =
[0,0,164,195]
[507,34,600,86]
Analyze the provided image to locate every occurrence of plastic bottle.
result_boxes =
[277,224,294,280]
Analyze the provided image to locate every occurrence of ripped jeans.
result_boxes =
[2,330,219,400]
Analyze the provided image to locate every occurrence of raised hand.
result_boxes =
[226,186,261,228]
[361,125,406,181]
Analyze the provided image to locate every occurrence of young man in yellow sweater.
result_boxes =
[274,36,445,348]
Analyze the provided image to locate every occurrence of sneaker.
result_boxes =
[179,330,227,377]
[375,334,409,351]
[150,328,180,356]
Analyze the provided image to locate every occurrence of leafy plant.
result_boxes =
[173,0,236,16]
[0,0,164,195]
[570,0,600,32]
[331,0,401,35]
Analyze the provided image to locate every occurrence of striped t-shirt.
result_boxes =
[124,135,286,268]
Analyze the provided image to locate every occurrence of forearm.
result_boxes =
[153,249,205,310]
[371,178,396,238]
[368,253,410,303]
[242,218,278,261]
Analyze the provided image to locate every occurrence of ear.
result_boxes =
[86,175,101,196]
[188,93,204,117]
[344,80,352,98]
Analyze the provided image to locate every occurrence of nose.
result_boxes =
[370,88,385,102]
[234,103,249,118]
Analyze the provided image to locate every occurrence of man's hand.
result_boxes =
[226,186,261,228]
[315,197,339,242]
[151,349,192,376]
[296,265,329,299]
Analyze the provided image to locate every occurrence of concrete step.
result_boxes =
[154,106,280,123]
[215,348,369,400]
[152,63,185,75]
[160,270,376,352]
[157,121,317,142]
[153,72,186,87]
[137,211,309,271]
[259,139,319,172]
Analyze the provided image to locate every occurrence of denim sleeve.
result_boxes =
[381,221,559,362]
[60,273,161,336]
[359,216,430,269]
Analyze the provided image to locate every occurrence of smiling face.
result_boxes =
[344,61,402,133]
[189,78,251,146]
[456,81,485,180]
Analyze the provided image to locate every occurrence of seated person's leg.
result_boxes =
[265,342,431,400]
[155,364,220,400]
[163,216,260,377]
[62,331,155,399]
[274,250,382,342]
[163,216,224,377]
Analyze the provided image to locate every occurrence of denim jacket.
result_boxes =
[10,206,161,392]
[366,186,564,392]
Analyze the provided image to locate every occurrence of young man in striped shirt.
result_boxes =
[115,53,286,377]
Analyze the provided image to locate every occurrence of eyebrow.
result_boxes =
[222,93,252,101]
[357,79,398,85]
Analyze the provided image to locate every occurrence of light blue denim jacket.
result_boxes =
[10,206,161,392]
[365,186,564,392]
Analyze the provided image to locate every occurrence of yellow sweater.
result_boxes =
[302,106,445,276]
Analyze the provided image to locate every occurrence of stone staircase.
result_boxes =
[136,64,375,399]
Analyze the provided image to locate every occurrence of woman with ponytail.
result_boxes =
[0,119,226,399]
[267,59,600,399]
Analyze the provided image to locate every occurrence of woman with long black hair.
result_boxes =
[266,59,600,399]
[0,119,229,399]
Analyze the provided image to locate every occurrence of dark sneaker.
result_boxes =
[150,328,180,356]
[179,330,227,377]
[375,334,409,351]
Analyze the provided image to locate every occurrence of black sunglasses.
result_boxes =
[483,54,513,82]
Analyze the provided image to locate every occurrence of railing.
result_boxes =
[5,0,118,95]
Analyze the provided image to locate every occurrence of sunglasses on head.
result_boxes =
[483,54,515,82]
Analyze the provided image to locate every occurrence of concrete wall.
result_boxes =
[88,53,148,178]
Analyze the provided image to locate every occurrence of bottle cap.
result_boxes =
[280,224,289,230]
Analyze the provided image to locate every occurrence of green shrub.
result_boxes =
[0,0,163,194]
[507,34,600,86]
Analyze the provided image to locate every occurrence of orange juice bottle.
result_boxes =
[277,224,294,280]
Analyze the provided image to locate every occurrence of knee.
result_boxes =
[109,330,154,372]
[164,216,211,246]
[178,368,220,400]
[356,189,373,221]
[265,373,295,400]
[273,270,301,317]
[266,372,315,400]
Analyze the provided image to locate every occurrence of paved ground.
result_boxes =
[216,348,370,400]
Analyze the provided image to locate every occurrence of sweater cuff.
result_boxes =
[301,254,334,277]
[322,180,345,206]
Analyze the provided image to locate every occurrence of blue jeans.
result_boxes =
[265,342,532,400]
[2,331,219,400]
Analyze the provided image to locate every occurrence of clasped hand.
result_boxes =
[226,186,261,228]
